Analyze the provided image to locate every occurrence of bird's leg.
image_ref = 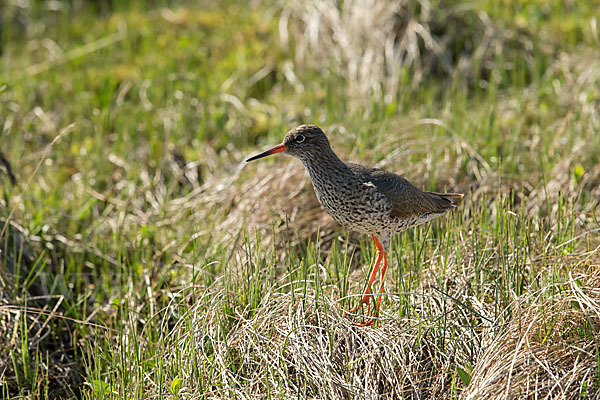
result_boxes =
[355,241,388,327]
[360,245,383,307]
[347,236,383,314]
[373,251,389,315]
[367,236,385,307]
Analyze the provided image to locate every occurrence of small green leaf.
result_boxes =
[385,101,397,116]
[573,165,585,182]
[90,379,110,395]
[456,366,472,386]
[580,378,587,397]
[171,377,183,394]
[179,36,190,49]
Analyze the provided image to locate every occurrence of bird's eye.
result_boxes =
[295,134,305,143]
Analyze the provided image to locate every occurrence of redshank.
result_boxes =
[246,125,462,325]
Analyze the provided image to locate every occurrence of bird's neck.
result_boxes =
[301,148,352,183]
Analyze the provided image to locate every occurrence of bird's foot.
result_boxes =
[352,319,375,327]
[352,302,382,327]
[345,295,382,327]
[347,296,370,313]
[346,286,385,327]
[350,309,379,327]
[345,288,373,316]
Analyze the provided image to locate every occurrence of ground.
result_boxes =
[0,0,599,398]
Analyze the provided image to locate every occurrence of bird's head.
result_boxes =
[246,125,330,163]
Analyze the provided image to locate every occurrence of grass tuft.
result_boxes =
[1,0,599,398]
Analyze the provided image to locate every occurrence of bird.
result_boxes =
[246,125,462,326]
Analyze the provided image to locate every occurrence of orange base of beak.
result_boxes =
[246,144,286,162]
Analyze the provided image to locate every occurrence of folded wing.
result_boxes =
[347,163,462,220]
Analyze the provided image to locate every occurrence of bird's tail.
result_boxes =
[426,192,464,211]
[438,193,464,207]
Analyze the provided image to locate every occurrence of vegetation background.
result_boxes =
[1,0,599,398]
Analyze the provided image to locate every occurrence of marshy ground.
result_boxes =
[1,0,599,398]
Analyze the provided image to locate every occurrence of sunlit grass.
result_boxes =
[1,0,599,398]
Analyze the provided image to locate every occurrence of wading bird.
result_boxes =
[247,125,462,326]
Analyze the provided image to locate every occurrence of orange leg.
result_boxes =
[374,252,389,313]
[355,249,388,327]
[347,245,381,315]
[359,245,383,306]
[348,237,387,325]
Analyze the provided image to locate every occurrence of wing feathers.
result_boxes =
[346,163,462,219]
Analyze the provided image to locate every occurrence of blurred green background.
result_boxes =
[1,0,599,398]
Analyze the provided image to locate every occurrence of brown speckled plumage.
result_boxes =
[247,124,463,325]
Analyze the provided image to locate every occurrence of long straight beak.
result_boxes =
[246,144,286,162]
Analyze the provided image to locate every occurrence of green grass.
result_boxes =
[1,0,600,398]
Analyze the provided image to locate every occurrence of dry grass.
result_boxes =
[158,254,600,399]
[464,271,600,399]
[164,285,479,399]
[281,0,538,110]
